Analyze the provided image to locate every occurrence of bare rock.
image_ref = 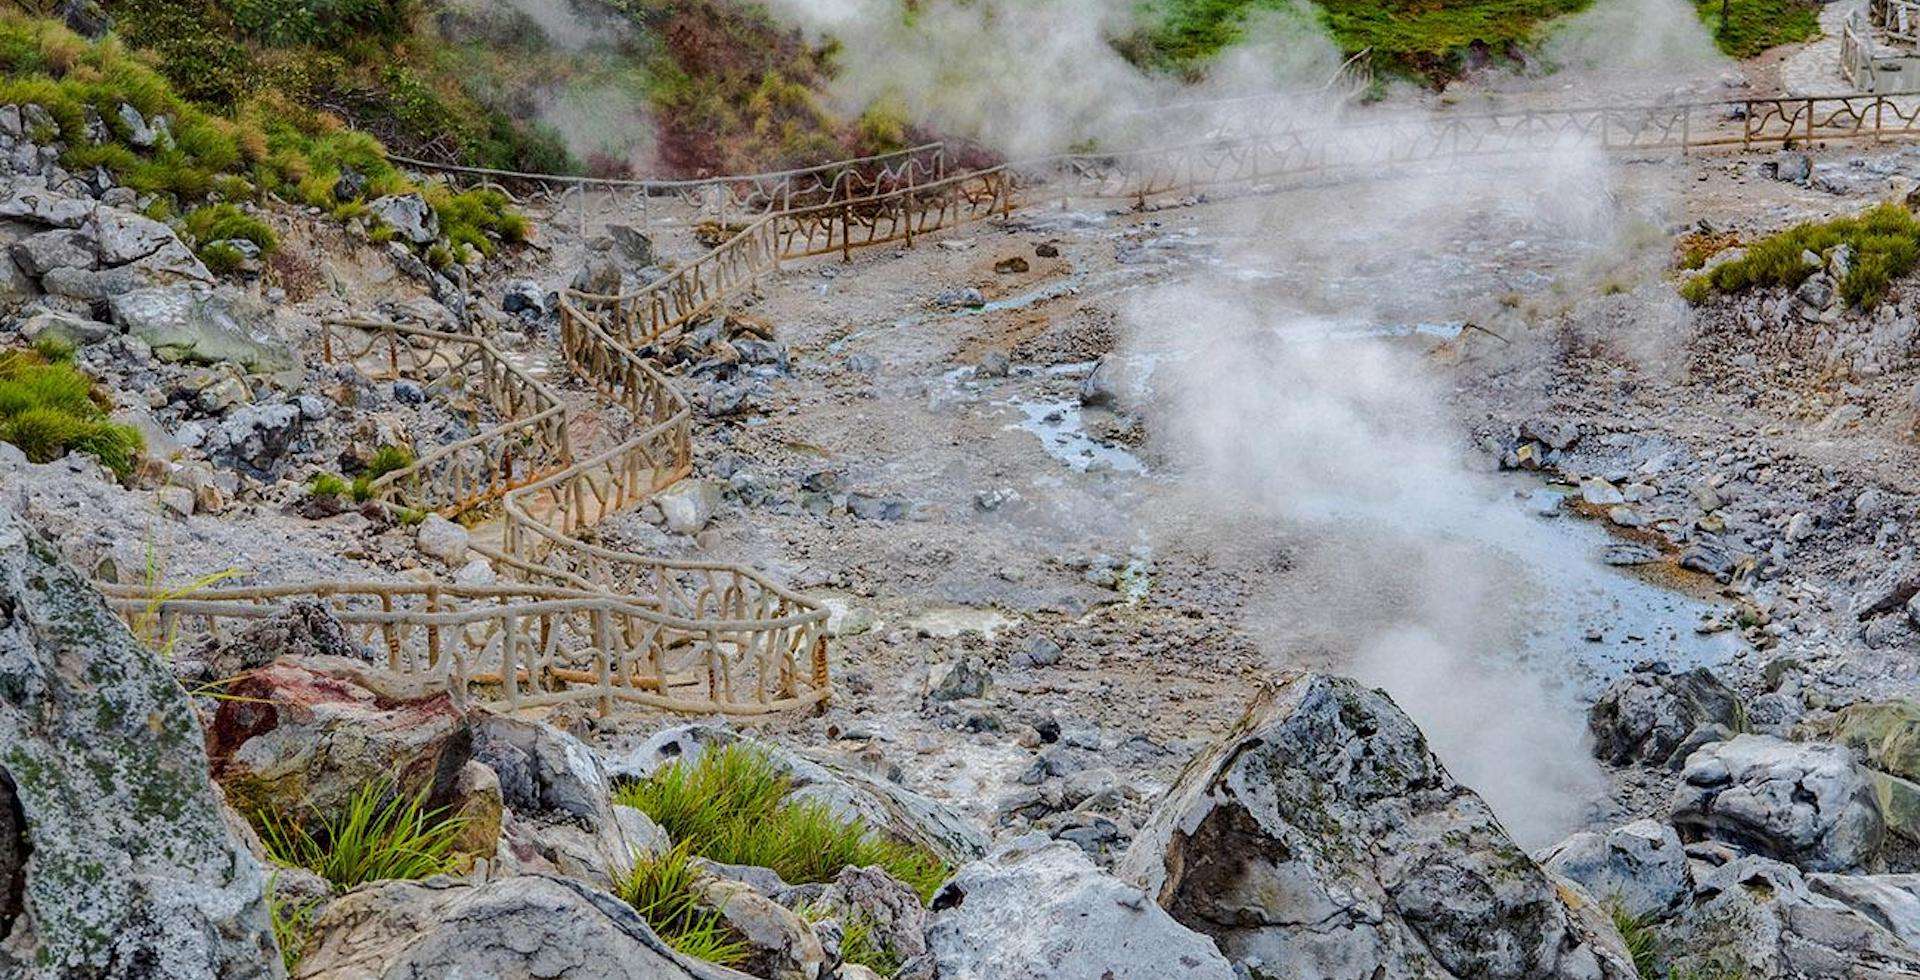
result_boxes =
[1117,671,1635,980]
[1671,734,1885,873]
[1587,662,1742,768]
[1539,819,1692,921]
[927,835,1233,980]
[294,874,717,979]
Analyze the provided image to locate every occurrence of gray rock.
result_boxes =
[1587,662,1742,767]
[1775,150,1813,184]
[1656,856,1920,977]
[295,874,716,979]
[1672,735,1884,873]
[369,194,439,245]
[1012,636,1063,669]
[571,253,622,296]
[116,103,154,147]
[846,492,906,521]
[0,186,92,227]
[0,504,278,978]
[19,309,113,345]
[416,514,468,567]
[203,401,302,477]
[976,350,1010,378]
[931,655,991,701]
[928,835,1233,980]
[816,865,932,978]
[1079,357,1117,407]
[607,725,989,865]
[108,286,293,370]
[654,479,721,534]
[88,208,210,280]
[1118,671,1634,980]
[606,224,655,267]
[1539,819,1692,920]
[11,228,95,276]
[502,279,545,315]
[469,713,613,827]
[933,286,985,309]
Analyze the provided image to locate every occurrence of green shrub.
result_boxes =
[614,744,951,901]
[617,841,751,967]
[307,472,350,497]
[1697,0,1819,57]
[267,882,317,973]
[184,203,278,251]
[836,912,902,974]
[1684,203,1920,309]
[0,346,143,478]
[255,780,466,891]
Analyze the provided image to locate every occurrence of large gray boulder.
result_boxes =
[926,835,1233,980]
[108,286,293,370]
[294,874,723,979]
[1587,662,1742,768]
[0,504,279,978]
[1540,818,1692,921]
[368,194,439,245]
[1118,672,1635,980]
[1653,856,1920,977]
[1671,734,1884,873]
[606,725,988,865]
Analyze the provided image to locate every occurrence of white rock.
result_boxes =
[416,514,468,567]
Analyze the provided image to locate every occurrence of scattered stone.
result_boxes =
[606,224,655,267]
[654,479,721,534]
[1079,357,1117,408]
[993,256,1029,274]
[931,655,992,701]
[1012,636,1062,669]
[933,286,985,309]
[976,349,1010,378]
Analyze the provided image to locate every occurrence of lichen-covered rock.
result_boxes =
[294,874,721,979]
[0,503,279,978]
[606,725,988,865]
[1539,818,1692,921]
[1118,672,1635,980]
[927,835,1233,980]
[814,865,932,979]
[1807,698,1920,782]
[1671,734,1884,873]
[1654,856,1920,977]
[1587,662,1742,768]
[108,285,293,370]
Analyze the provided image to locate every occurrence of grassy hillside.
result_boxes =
[96,0,922,178]
[1138,0,1822,82]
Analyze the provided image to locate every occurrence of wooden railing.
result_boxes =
[319,319,575,518]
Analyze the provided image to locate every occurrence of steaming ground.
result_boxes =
[498,141,1920,852]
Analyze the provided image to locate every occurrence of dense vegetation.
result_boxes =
[1694,0,1821,58]
[0,12,526,266]
[614,744,950,966]
[0,340,143,479]
[1136,0,1822,80]
[1680,203,1920,309]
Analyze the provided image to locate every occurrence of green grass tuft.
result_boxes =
[1682,203,1920,309]
[616,841,753,968]
[307,472,350,498]
[0,347,142,478]
[254,780,467,891]
[613,743,951,902]
[266,880,318,974]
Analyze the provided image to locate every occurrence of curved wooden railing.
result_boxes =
[394,143,950,237]
[113,86,1920,718]
[318,318,575,518]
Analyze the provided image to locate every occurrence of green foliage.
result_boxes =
[837,912,903,975]
[614,744,951,902]
[347,443,415,501]
[183,203,277,251]
[1682,203,1920,309]
[0,346,142,478]
[307,472,350,497]
[1611,905,1659,979]
[266,880,317,973]
[254,780,466,891]
[1136,0,1591,79]
[616,841,752,967]
[1696,0,1819,58]
[225,0,415,49]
